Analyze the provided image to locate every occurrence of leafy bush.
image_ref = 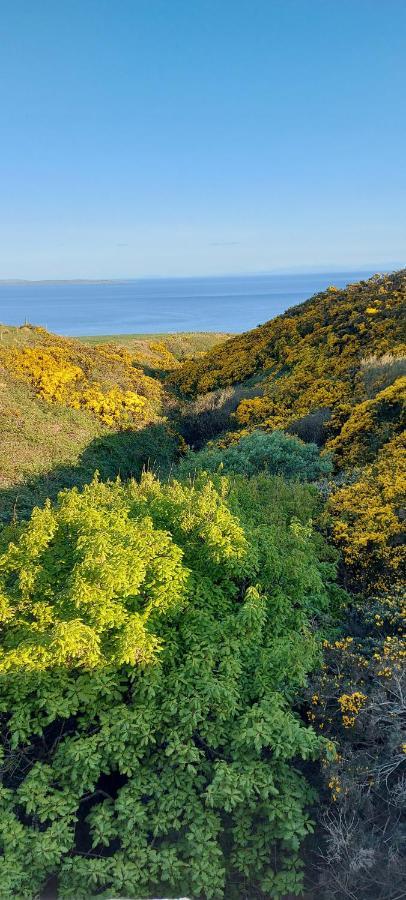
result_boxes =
[0,472,337,899]
[176,429,332,482]
[288,407,332,446]
[175,383,263,448]
[175,386,238,446]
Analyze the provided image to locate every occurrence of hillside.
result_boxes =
[170,270,406,455]
[170,269,406,592]
[0,326,180,520]
[0,276,404,900]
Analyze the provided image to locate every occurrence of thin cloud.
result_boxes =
[209,241,241,247]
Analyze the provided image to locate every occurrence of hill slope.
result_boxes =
[169,270,406,452]
[0,326,179,520]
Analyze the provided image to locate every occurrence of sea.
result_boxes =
[0,271,376,336]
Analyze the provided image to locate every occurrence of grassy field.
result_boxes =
[78,331,233,359]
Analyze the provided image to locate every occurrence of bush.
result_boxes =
[0,471,337,899]
[288,407,332,446]
[2,334,163,429]
[327,433,406,591]
[175,386,237,446]
[326,377,406,467]
[176,429,333,482]
[307,592,406,899]
[175,383,263,448]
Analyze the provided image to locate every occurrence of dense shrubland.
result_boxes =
[0,271,404,899]
[0,326,182,522]
[170,271,406,899]
[169,271,405,409]
[327,433,406,590]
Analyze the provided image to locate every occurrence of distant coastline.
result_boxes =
[0,279,132,285]
[0,264,401,285]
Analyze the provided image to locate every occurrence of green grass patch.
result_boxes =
[78,331,233,359]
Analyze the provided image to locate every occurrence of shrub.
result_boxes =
[175,386,237,446]
[1,334,163,430]
[169,272,406,434]
[326,377,406,467]
[327,433,406,591]
[175,384,263,448]
[288,407,332,446]
[307,592,406,899]
[0,472,337,899]
[176,429,333,482]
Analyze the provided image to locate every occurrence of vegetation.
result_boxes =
[176,429,333,481]
[170,269,405,609]
[0,326,180,522]
[0,270,404,899]
[79,331,233,372]
[169,270,405,443]
[0,473,335,899]
[325,375,405,467]
[2,329,163,429]
[307,590,405,899]
[327,433,406,591]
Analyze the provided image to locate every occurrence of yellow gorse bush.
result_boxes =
[328,433,406,589]
[326,375,406,466]
[338,691,367,727]
[1,331,165,429]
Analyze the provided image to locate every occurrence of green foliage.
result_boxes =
[0,472,336,898]
[177,429,332,481]
[2,273,404,900]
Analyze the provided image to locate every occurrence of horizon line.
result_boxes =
[0,263,403,285]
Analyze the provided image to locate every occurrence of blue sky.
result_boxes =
[1,0,405,279]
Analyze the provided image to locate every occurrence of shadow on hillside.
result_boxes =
[0,424,178,524]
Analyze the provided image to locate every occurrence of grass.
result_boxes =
[0,324,50,348]
[0,365,178,523]
[0,325,186,521]
[78,331,233,359]
[0,363,108,518]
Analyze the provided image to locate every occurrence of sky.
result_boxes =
[0,0,405,279]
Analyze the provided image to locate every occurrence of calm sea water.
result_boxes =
[0,271,375,336]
